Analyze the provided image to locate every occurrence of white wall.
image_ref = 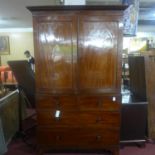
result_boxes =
[0,29,34,65]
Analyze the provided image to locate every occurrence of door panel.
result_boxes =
[78,16,118,91]
[35,16,77,91]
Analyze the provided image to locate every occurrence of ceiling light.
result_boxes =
[0,19,9,25]
[0,28,33,33]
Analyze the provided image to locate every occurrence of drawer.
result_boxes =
[37,110,120,128]
[37,94,76,110]
[78,96,120,111]
[101,96,121,111]
[37,127,119,148]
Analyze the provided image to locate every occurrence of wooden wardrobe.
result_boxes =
[28,5,127,155]
[144,54,155,139]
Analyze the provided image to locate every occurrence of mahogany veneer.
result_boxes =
[28,5,127,155]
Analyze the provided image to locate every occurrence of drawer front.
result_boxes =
[37,94,77,110]
[37,95,120,111]
[37,110,120,128]
[78,96,120,111]
[101,96,121,111]
[38,127,119,148]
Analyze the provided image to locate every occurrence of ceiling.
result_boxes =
[0,0,155,30]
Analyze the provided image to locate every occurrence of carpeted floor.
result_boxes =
[4,118,155,155]
[4,134,155,155]
[5,142,155,155]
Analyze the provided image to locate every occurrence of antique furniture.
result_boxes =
[121,92,148,145]
[8,60,35,108]
[128,56,147,101]
[121,56,148,145]
[0,90,19,154]
[8,60,36,137]
[28,5,127,155]
[0,65,17,91]
[0,66,16,83]
[144,54,155,139]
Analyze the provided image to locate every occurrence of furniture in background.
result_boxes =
[0,65,17,90]
[28,5,126,155]
[0,62,35,154]
[0,118,7,154]
[128,56,147,101]
[0,66,16,83]
[122,52,130,90]
[8,60,36,148]
[0,90,19,154]
[121,56,148,146]
[8,60,35,108]
[121,92,148,146]
[127,54,155,140]
[144,54,155,139]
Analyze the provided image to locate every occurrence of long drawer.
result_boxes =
[37,94,120,111]
[37,110,120,128]
[37,127,119,148]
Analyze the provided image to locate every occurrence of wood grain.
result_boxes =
[145,55,155,138]
[78,18,118,90]
[29,5,125,155]
[37,110,120,128]
[37,127,119,147]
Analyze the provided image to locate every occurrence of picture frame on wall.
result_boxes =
[0,36,10,55]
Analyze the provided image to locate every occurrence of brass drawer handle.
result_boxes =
[98,100,102,107]
[56,135,62,141]
[96,135,102,140]
[96,117,102,123]
[55,100,60,108]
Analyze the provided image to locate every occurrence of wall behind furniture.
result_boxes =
[0,31,34,65]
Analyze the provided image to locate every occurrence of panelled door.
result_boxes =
[34,13,121,93]
[78,15,120,92]
[34,14,77,92]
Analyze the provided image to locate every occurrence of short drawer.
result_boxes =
[37,110,120,128]
[37,94,76,110]
[78,96,120,111]
[101,96,121,111]
[37,127,119,148]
